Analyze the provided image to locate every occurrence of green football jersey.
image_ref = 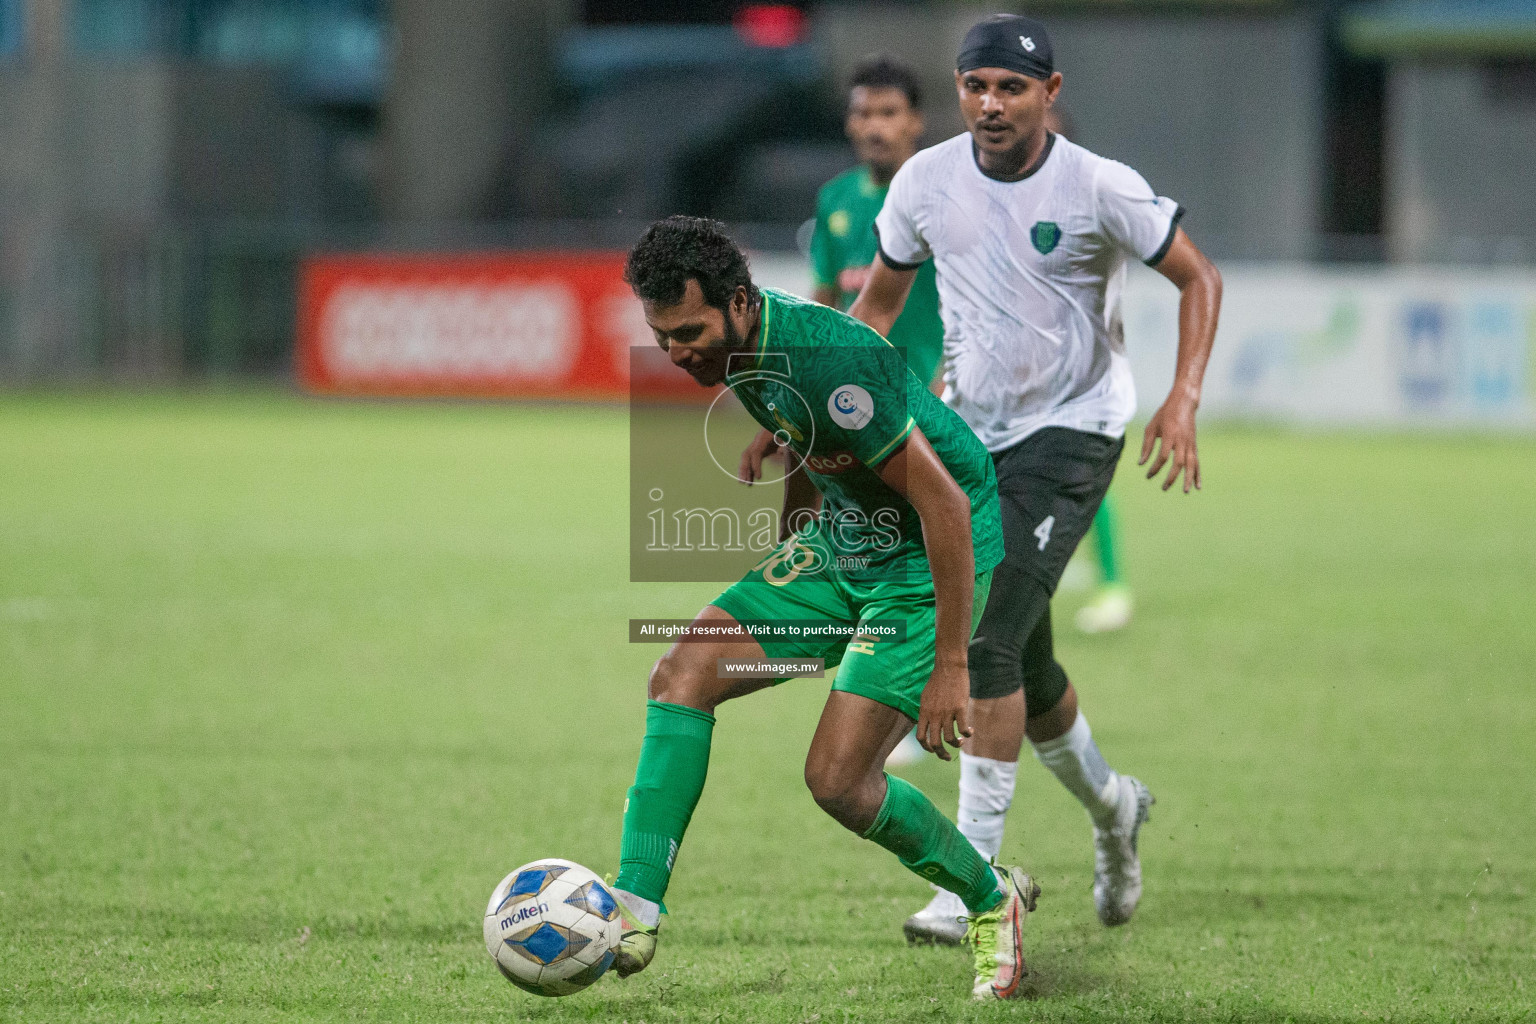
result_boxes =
[725,288,1002,579]
[809,165,944,384]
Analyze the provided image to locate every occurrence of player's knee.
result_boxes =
[647,649,711,709]
[1023,670,1075,743]
[803,758,860,824]
[1021,660,1069,722]
[969,632,1022,679]
[969,634,1025,704]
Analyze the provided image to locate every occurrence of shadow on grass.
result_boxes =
[1014,950,1114,1002]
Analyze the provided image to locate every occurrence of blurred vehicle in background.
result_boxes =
[523,2,849,225]
[0,0,1532,431]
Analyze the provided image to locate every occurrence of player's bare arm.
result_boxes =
[875,425,975,761]
[737,428,778,484]
[1141,228,1222,492]
[847,257,917,340]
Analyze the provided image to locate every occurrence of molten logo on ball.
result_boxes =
[500,902,548,929]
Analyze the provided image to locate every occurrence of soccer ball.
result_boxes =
[484,859,623,997]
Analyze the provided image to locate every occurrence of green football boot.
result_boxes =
[966,865,1041,1001]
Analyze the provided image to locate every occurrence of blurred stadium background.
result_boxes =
[4,3,1535,1021]
[0,0,1532,423]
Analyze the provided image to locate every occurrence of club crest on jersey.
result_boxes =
[828,384,874,430]
[1030,221,1061,255]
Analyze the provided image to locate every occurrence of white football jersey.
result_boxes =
[874,131,1181,451]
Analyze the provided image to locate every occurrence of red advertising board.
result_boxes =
[297,252,703,401]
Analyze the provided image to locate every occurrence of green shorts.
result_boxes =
[710,527,993,721]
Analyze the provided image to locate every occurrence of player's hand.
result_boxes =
[737,428,781,485]
[916,661,973,761]
[1139,396,1201,493]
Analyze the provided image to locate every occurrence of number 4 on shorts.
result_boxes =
[1033,515,1055,552]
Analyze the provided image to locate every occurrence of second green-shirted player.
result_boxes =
[810,166,944,385]
[807,57,944,387]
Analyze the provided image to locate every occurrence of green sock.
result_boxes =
[1093,493,1122,585]
[862,773,1004,913]
[614,700,716,909]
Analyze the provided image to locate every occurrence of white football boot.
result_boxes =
[1092,774,1154,926]
[1056,549,1095,594]
[902,886,967,946]
[1075,584,1134,634]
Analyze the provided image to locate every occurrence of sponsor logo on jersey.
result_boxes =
[827,384,875,430]
[828,209,851,237]
[804,450,859,475]
[1030,221,1061,255]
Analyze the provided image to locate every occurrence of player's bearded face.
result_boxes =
[665,317,736,387]
[700,312,748,386]
[644,281,751,388]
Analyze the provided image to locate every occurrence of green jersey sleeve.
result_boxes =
[808,186,839,288]
[815,343,915,469]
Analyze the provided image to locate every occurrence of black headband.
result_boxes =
[956,14,1054,80]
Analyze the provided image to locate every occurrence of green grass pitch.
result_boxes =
[2,393,1532,1022]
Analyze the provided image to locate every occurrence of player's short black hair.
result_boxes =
[625,215,757,312]
[849,55,922,111]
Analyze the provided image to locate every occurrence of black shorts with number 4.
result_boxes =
[993,426,1123,590]
[969,426,1124,706]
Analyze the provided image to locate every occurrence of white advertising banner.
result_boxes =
[752,254,1536,429]
[1122,264,1536,429]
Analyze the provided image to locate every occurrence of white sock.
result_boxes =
[956,753,1018,862]
[610,887,661,929]
[1031,713,1121,828]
